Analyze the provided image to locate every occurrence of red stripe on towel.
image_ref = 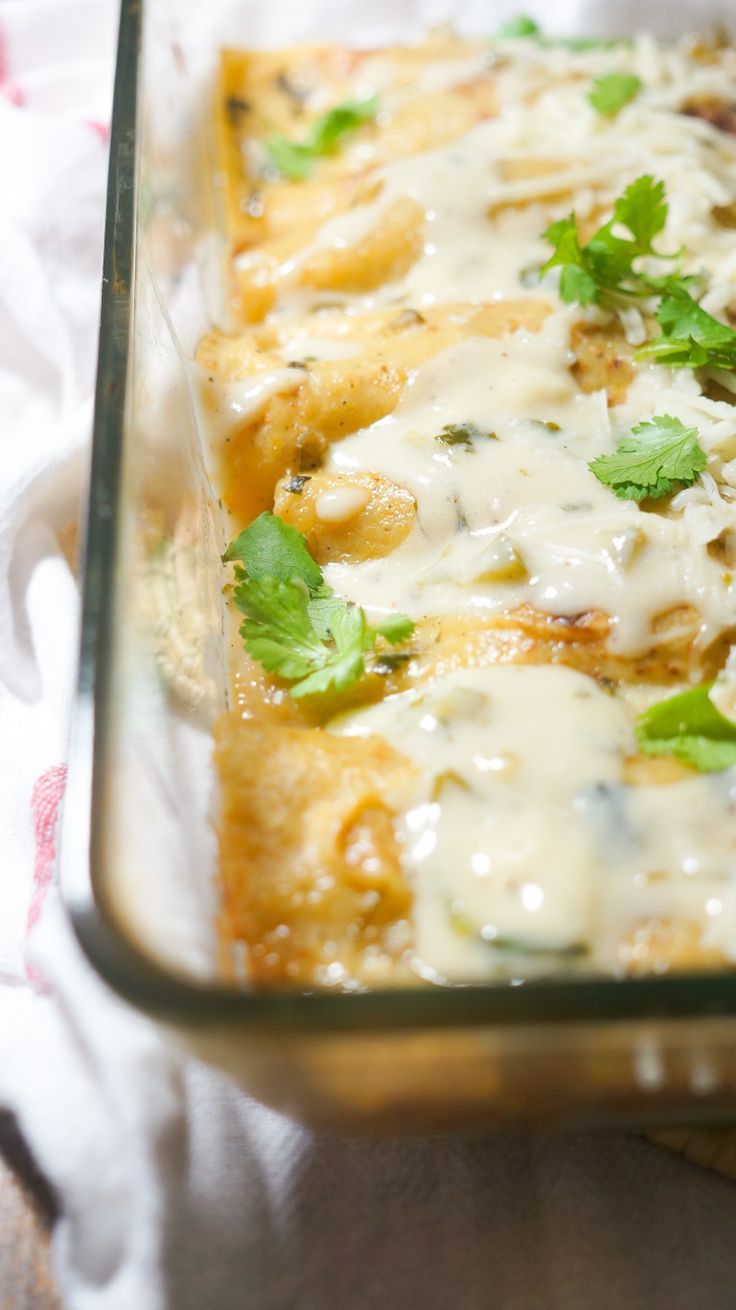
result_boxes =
[86,119,110,141]
[0,20,24,105]
[25,765,67,982]
[2,81,25,106]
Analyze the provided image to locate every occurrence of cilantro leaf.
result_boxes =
[588,73,641,115]
[371,613,415,644]
[541,175,672,306]
[265,96,379,180]
[234,576,327,683]
[558,36,628,52]
[541,175,735,371]
[224,513,413,697]
[305,588,346,641]
[234,577,367,698]
[638,282,736,370]
[636,682,736,772]
[589,415,706,501]
[223,511,324,590]
[494,17,625,49]
[612,174,667,249]
[540,216,599,305]
[263,137,314,181]
[286,605,368,699]
[309,98,379,152]
[495,15,540,37]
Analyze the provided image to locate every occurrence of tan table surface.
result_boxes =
[0,1117,60,1310]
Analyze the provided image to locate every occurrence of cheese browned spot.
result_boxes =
[683,97,736,135]
[570,321,635,406]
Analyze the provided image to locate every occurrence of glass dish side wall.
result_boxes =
[60,0,736,1131]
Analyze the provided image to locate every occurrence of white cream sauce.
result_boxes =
[324,325,736,653]
[275,336,361,364]
[333,666,736,980]
[193,364,302,447]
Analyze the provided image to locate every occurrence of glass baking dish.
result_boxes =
[60,0,736,1131]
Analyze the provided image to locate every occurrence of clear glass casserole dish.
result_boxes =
[60,0,736,1131]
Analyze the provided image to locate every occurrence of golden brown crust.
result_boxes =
[299,196,426,293]
[229,602,722,732]
[215,714,416,984]
[273,470,416,563]
[347,603,717,704]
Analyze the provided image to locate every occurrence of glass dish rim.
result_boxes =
[61,0,736,1035]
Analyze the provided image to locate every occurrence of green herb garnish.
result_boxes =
[541,175,736,373]
[265,96,379,180]
[495,16,626,50]
[638,281,736,370]
[436,422,496,449]
[223,512,413,697]
[495,15,541,38]
[588,72,641,115]
[224,511,323,588]
[559,36,628,52]
[541,174,672,306]
[589,415,706,501]
[636,682,736,772]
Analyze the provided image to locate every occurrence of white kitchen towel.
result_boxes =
[2,2,736,1309]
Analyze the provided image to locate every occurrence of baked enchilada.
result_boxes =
[196,21,736,988]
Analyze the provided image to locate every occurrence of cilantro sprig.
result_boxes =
[636,682,736,772]
[224,511,322,586]
[496,15,541,38]
[223,512,413,698]
[589,415,706,501]
[540,175,672,307]
[588,73,641,115]
[638,282,736,370]
[494,15,626,50]
[541,174,736,373]
[265,96,379,180]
